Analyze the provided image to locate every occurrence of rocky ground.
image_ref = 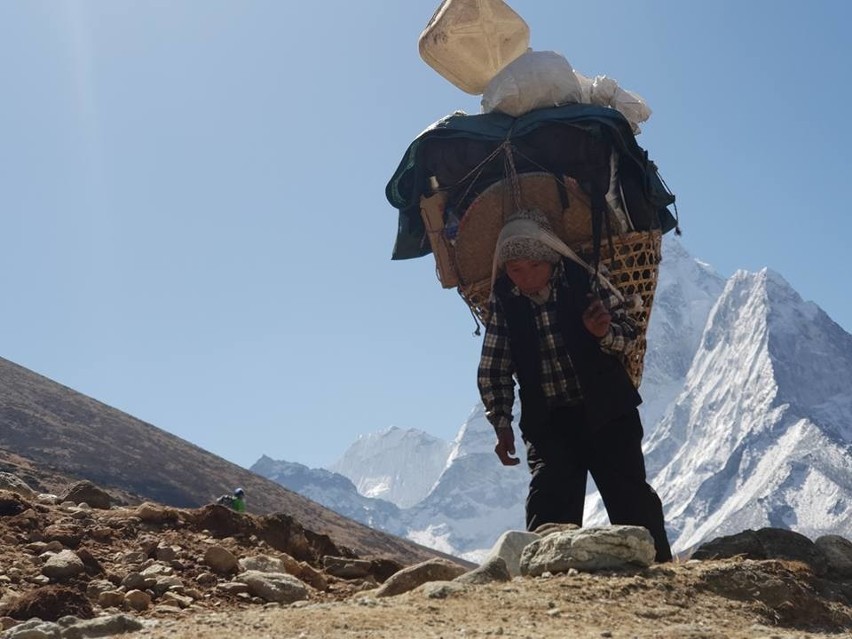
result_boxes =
[1,479,851,639]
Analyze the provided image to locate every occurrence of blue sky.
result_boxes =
[2,1,850,470]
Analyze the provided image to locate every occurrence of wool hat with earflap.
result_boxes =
[494,208,561,270]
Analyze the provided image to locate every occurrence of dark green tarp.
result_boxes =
[385,103,677,260]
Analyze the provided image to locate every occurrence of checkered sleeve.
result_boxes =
[477,296,516,432]
[594,271,638,355]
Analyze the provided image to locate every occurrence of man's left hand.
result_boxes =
[583,296,611,338]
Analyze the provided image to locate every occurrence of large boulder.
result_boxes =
[0,473,36,498]
[455,556,511,585]
[41,550,85,581]
[520,525,655,576]
[240,570,310,604]
[691,528,828,576]
[481,530,540,578]
[814,535,852,578]
[374,559,467,597]
[60,481,112,510]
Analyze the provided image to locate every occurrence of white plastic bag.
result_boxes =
[481,50,582,117]
[574,72,652,134]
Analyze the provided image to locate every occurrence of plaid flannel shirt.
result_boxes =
[477,261,636,432]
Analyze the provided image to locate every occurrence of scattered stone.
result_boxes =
[240,570,310,604]
[140,563,173,578]
[455,556,511,585]
[124,589,152,612]
[120,572,148,591]
[217,582,250,596]
[26,542,50,554]
[42,524,83,549]
[74,548,104,577]
[59,613,143,638]
[155,544,178,562]
[520,526,655,576]
[240,554,297,575]
[84,579,114,599]
[481,530,540,578]
[418,581,468,599]
[322,556,373,579]
[41,550,85,581]
[374,559,467,597]
[59,482,111,510]
[122,551,147,564]
[203,546,239,575]
[97,590,125,608]
[0,473,36,498]
[151,575,183,596]
[296,562,329,591]
[160,591,194,608]
[195,572,218,587]
[135,502,172,524]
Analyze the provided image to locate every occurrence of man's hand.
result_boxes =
[495,428,520,466]
[583,295,611,338]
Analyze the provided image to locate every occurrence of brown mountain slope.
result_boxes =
[0,356,460,567]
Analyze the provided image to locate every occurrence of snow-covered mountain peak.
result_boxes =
[703,267,852,422]
[446,405,497,466]
[328,425,453,508]
[643,265,852,552]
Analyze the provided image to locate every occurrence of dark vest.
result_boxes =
[494,259,642,436]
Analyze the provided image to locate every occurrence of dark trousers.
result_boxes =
[523,405,673,562]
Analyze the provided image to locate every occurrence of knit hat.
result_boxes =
[494,209,561,269]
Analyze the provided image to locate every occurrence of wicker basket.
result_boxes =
[459,230,662,387]
[420,166,662,387]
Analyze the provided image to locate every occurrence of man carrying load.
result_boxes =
[478,208,672,562]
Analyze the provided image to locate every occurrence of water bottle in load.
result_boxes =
[418,0,530,95]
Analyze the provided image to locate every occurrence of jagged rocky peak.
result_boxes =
[445,405,497,464]
[645,266,852,552]
[697,267,852,413]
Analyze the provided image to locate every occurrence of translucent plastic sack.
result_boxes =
[419,0,530,95]
[481,50,582,117]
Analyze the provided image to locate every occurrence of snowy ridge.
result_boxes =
[249,455,403,534]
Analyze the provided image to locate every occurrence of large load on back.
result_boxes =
[386,0,679,386]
